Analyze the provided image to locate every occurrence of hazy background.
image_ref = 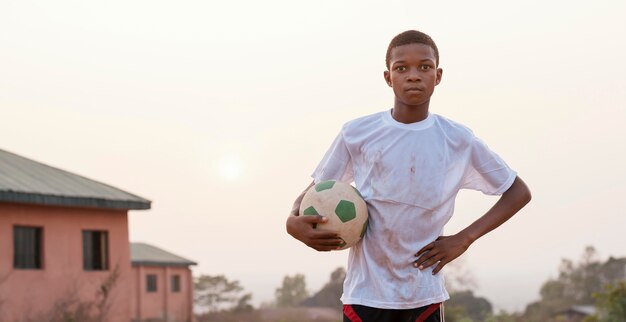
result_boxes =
[2,0,625,312]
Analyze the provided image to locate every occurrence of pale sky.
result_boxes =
[2,0,625,312]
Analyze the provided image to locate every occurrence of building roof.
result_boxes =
[0,148,151,210]
[556,305,596,317]
[569,305,596,315]
[131,242,197,267]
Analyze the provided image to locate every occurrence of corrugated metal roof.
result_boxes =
[131,242,197,266]
[570,305,595,315]
[0,148,151,210]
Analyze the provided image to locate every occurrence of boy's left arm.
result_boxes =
[414,176,531,274]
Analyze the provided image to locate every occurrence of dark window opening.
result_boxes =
[171,275,181,292]
[82,230,109,270]
[14,226,43,269]
[147,274,158,292]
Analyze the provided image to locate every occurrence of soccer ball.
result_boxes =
[299,180,368,250]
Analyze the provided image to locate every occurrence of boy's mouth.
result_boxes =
[405,87,423,92]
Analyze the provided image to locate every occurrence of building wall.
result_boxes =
[0,202,132,322]
[131,265,194,322]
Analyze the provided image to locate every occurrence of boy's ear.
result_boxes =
[435,68,443,85]
[383,70,392,87]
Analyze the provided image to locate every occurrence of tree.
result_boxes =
[522,246,626,322]
[446,290,493,322]
[443,305,473,322]
[302,267,345,310]
[231,293,254,313]
[195,274,252,312]
[584,281,626,322]
[330,266,346,284]
[275,273,309,307]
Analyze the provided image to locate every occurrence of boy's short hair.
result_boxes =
[386,30,440,69]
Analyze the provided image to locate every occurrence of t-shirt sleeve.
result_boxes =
[311,130,354,184]
[461,135,517,195]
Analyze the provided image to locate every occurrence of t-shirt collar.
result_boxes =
[382,109,435,130]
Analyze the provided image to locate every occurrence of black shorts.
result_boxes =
[343,303,444,322]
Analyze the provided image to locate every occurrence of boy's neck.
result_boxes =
[391,101,430,124]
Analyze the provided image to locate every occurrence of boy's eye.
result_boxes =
[420,64,432,70]
[395,66,407,72]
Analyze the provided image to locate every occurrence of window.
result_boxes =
[82,230,108,270]
[147,274,157,292]
[171,275,181,292]
[14,226,43,269]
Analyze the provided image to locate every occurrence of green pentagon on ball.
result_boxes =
[335,200,356,223]
[302,206,320,229]
[315,180,336,192]
[302,206,319,216]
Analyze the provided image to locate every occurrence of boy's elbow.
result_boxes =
[515,176,532,205]
[522,187,532,205]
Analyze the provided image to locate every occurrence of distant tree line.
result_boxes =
[193,246,626,322]
[523,246,626,322]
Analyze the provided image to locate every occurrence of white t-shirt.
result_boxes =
[312,110,517,309]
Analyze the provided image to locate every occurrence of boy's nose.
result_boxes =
[406,68,421,82]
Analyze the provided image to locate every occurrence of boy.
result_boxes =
[286,30,531,322]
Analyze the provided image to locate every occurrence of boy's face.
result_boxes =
[384,43,443,108]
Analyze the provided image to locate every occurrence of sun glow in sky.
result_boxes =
[217,155,244,181]
[1,0,626,312]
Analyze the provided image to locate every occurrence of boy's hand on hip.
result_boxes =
[413,234,471,274]
[286,215,344,252]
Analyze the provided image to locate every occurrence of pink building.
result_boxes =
[0,149,196,322]
[131,242,196,322]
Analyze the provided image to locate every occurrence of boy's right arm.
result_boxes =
[286,181,344,252]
